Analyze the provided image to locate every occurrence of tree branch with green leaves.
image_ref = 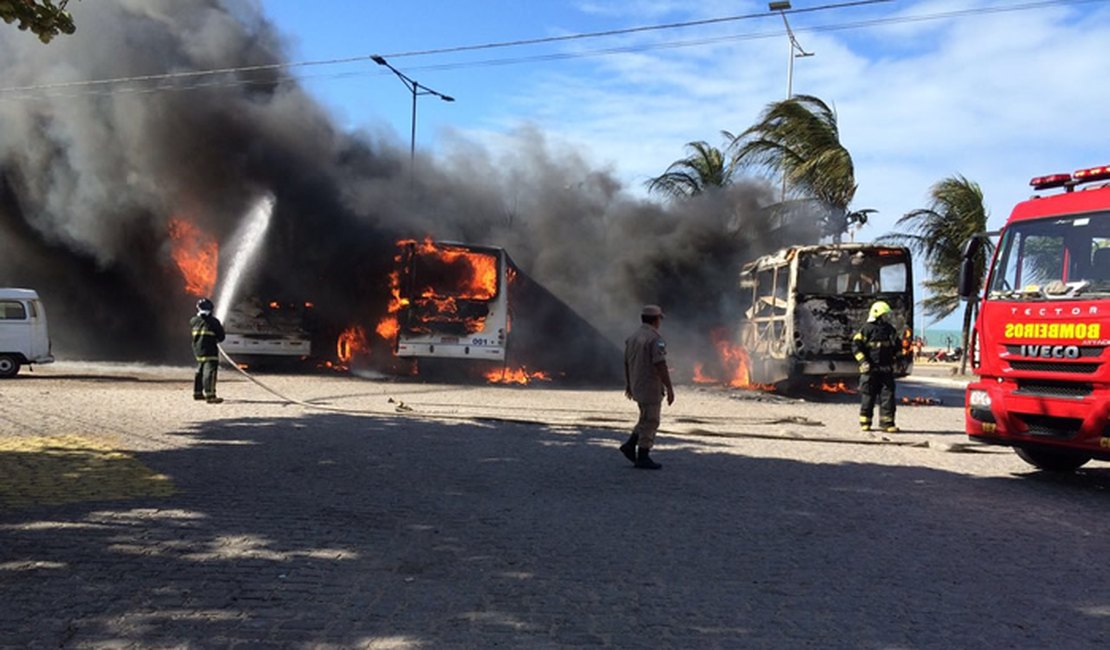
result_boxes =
[1,0,77,43]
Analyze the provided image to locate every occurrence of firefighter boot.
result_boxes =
[635,447,661,470]
[619,433,639,464]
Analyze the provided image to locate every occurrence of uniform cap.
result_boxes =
[641,304,664,318]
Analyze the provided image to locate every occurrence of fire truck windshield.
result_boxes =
[987,212,1110,300]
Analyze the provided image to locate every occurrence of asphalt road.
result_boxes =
[1,363,1108,648]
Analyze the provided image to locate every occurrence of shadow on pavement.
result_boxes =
[2,411,1109,647]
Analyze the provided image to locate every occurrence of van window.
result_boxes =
[1,300,27,320]
[27,300,38,318]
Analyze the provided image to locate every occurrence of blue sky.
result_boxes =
[257,0,1110,329]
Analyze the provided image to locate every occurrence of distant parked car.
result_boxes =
[0,288,55,377]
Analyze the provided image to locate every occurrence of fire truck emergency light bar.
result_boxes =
[1030,164,1110,190]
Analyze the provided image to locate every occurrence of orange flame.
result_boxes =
[818,380,856,394]
[380,238,501,339]
[412,237,498,300]
[692,362,716,384]
[485,366,550,385]
[376,316,399,340]
[694,327,770,390]
[167,218,218,297]
[900,396,941,406]
[337,326,369,364]
[377,267,407,340]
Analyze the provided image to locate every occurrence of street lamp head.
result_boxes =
[371,54,387,66]
[440,95,456,103]
[769,1,791,11]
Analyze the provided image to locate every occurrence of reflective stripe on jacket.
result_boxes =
[190,313,226,360]
[851,320,900,371]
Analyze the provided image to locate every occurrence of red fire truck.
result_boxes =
[959,164,1110,471]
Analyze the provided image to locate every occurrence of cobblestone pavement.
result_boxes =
[1,364,1109,648]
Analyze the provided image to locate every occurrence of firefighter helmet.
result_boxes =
[196,298,214,314]
[868,300,892,322]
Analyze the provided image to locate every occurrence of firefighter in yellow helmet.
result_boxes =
[851,300,902,432]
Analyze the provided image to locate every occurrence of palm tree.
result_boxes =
[882,175,992,374]
[729,95,865,241]
[646,137,738,199]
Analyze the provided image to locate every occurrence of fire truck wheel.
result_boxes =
[0,354,20,378]
[1015,447,1091,472]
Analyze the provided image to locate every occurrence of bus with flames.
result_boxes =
[959,163,1110,471]
[737,243,914,389]
[379,239,622,383]
[221,297,315,362]
[389,240,509,363]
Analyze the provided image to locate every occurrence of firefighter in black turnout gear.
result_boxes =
[852,300,902,433]
[191,298,226,404]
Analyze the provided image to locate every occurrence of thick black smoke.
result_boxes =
[0,0,817,376]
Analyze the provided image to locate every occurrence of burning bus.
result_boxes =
[377,239,621,384]
[386,239,508,362]
[221,297,316,362]
[737,243,914,388]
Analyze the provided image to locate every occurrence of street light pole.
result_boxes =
[768,1,814,100]
[371,55,455,187]
[768,2,814,201]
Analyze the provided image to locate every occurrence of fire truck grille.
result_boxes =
[1014,414,1084,438]
[1014,380,1094,399]
[1006,360,1100,374]
[1004,345,1104,358]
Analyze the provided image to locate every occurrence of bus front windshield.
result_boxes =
[795,249,908,295]
[987,213,1110,300]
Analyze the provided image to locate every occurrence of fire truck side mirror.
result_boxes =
[957,237,982,300]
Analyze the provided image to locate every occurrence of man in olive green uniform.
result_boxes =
[852,300,902,432]
[620,305,675,469]
[191,298,226,404]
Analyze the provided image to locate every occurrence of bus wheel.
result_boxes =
[773,375,805,396]
[0,354,21,378]
[1015,447,1090,472]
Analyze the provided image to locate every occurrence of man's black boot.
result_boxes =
[619,433,639,464]
[634,446,661,470]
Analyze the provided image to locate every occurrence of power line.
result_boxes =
[0,0,892,95]
[0,0,1102,100]
[386,0,892,58]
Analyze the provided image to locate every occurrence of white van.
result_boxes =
[0,288,55,377]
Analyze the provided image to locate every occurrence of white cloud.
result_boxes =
[464,0,1110,327]
[490,1,1110,235]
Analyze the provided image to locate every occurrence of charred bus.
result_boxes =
[380,239,621,383]
[221,297,316,363]
[738,244,914,387]
[391,240,510,362]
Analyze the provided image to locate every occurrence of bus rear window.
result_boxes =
[797,251,907,294]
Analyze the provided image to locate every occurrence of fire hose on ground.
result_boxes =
[216,345,985,453]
